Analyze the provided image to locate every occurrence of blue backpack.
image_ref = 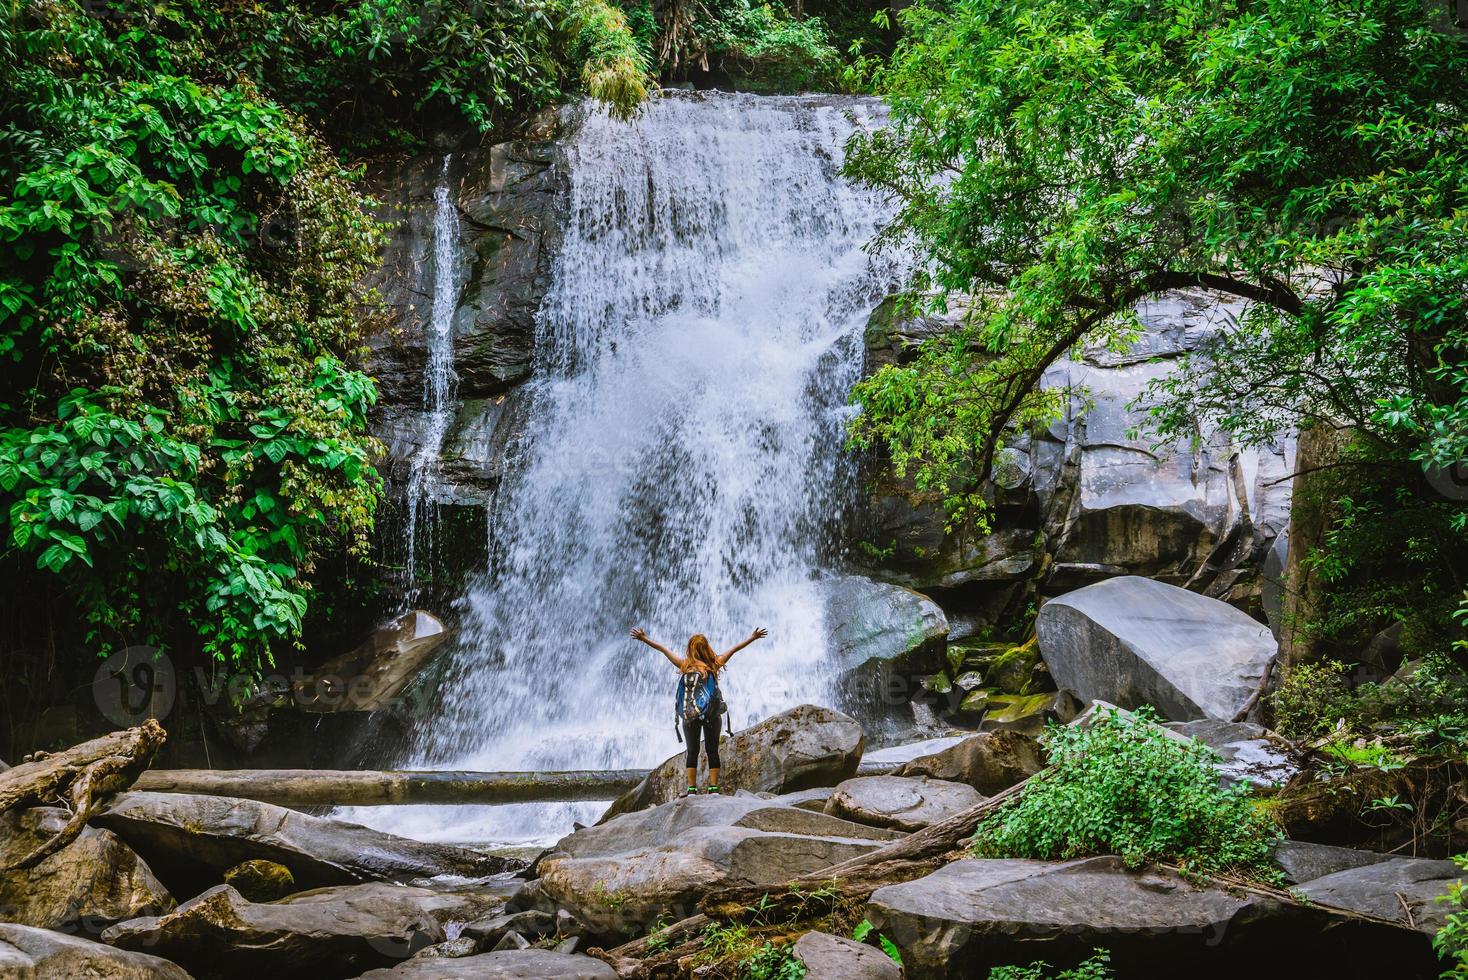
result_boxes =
[674,670,732,741]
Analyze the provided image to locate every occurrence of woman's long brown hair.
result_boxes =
[686,634,719,676]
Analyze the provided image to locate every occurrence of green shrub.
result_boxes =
[740,941,806,980]
[1270,659,1358,741]
[972,707,1280,878]
[1437,856,1468,977]
[567,0,653,119]
[989,950,1112,980]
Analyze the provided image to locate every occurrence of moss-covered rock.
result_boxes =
[223,860,296,902]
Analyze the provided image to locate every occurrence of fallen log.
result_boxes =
[132,767,649,806]
[0,719,166,869]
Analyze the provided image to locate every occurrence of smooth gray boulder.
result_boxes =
[0,923,192,979]
[600,705,864,820]
[792,931,901,979]
[823,575,949,672]
[866,856,1436,977]
[356,949,616,978]
[825,775,982,832]
[103,883,499,978]
[1297,857,1464,933]
[1036,576,1276,720]
[894,731,1045,794]
[97,792,509,896]
[0,808,173,931]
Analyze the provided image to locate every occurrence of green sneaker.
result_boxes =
[704,785,722,795]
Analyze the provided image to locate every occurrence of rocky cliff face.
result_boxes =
[368,110,568,499]
[854,288,1295,625]
[363,110,573,606]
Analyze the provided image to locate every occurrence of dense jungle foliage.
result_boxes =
[846,0,1468,676]
[0,0,876,685]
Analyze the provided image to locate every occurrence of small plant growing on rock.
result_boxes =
[988,949,1112,979]
[740,941,807,980]
[1436,855,1468,977]
[971,707,1280,879]
[1270,659,1358,740]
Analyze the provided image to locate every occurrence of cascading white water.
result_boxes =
[353,93,900,844]
[403,155,464,582]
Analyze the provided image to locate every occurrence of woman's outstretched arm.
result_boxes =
[717,627,768,667]
[631,628,684,669]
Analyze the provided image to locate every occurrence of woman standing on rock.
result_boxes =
[630,627,768,796]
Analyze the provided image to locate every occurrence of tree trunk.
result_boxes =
[0,719,166,869]
[131,767,650,806]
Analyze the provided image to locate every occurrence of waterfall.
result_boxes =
[403,155,464,584]
[355,93,900,844]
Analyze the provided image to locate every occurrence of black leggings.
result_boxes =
[682,712,722,770]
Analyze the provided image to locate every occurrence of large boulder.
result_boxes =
[1297,857,1464,933]
[103,883,499,979]
[294,611,448,712]
[355,950,616,978]
[823,575,949,673]
[866,856,1436,978]
[0,923,191,979]
[1036,576,1276,720]
[600,705,864,820]
[894,731,1045,795]
[792,931,901,979]
[97,792,512,898]
[0,808,173,932]
[532,796,882,939]
[824,775,982,832]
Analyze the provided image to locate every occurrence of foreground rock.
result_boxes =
[825,775,982,832]
[600,705,864,820]
[894,731,1045,794]
[356,949,616,978]
[531,796,883,940]
[866,856,1436,978]
[792,931,901,979]
[1036,576,1275,720]
[1270,840,1403,885]
[97,792,512,896]
[1297,857,1463,933]
[0,923,191,979]
[0,808,173,931]
[103,883,501,979]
